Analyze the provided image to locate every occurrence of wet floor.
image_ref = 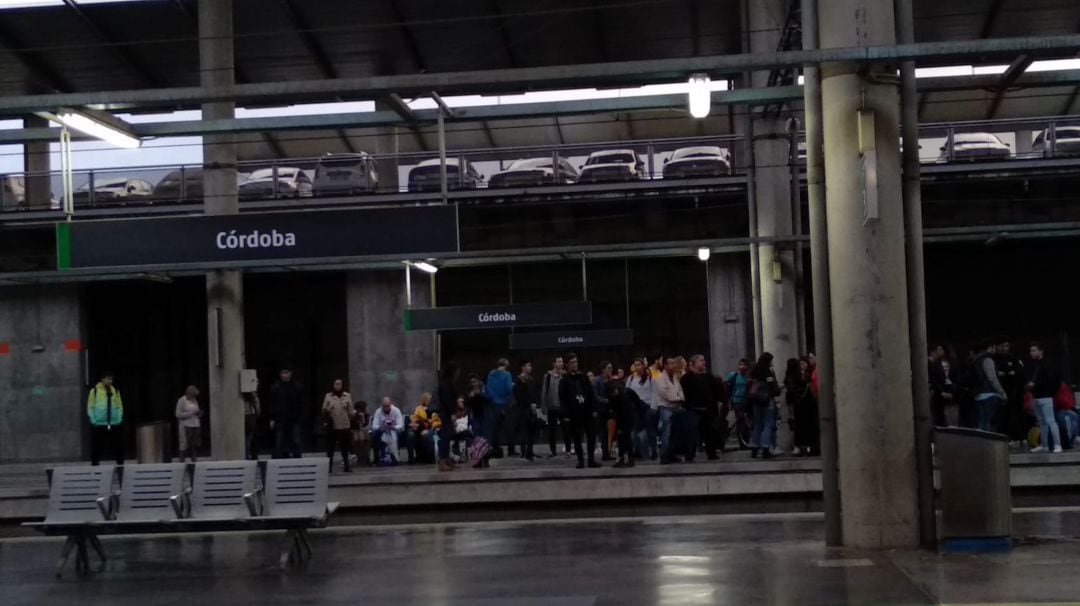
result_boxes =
[4,509,1080,605]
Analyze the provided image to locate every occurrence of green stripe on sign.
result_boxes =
[56,222,71,270]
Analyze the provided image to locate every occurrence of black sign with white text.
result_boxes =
[509,329,634,350]
[58,205,458,269]
[404,302,592,331]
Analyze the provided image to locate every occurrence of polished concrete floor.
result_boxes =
[3,510,1080,605]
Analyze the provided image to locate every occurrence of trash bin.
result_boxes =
[936,427,1012,551]
[136,421,170,463]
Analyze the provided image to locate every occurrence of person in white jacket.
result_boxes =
[370,397,405,464]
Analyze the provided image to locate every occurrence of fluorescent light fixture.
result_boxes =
[411,261,439,274]
[697,247,711,262]
[48,109,141,149]
[688,73,712,118]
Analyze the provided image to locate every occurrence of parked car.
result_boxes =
[577,149,646,183]
[1,175,25,209]
[1033,126,1080,157]
[312,153,378,196]
[72,176,154,205]
[239,166,313,200]
[488,157,578,188]
[937,132,1011,163]
[151,168,247,202]
[408,158,483,193]
[663,146,732,179]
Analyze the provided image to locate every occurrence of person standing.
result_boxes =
[607,366,635,467]
[175,385,202,462]
[655,355,687,464]
[726,359,752,450]
[747,353,781,459]
[243,390,260,460]
[627,358,656,460]
[87,371,124,466]
[322,379,354,473]
[513,360,540,461]
[592,362,615,461]
[559,354,601,469]
[971,341,1008,433]
[1026,343,1062,453]
[929,345,958,427]
[680,355,715,461]
[995,340,1027,443]
[269,365,307,459]
[466,374,490,442]
[788,358,819,457]
[485,358,514,458]
[541,356,571,458]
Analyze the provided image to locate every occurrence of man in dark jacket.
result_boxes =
[995,339,1027,442]
[559,354,600,469]
[269,366,307,458]
[1026,343,1062,453]
[592,361,615,461]
[512,360,540,461]
[680,355,719,461]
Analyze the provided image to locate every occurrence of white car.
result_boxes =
[239,167,313,199]
[1033,126,1080,157]
[578,149,646,183]
[937,132,1011,163]
[663,146,732,179]
[73,176,154,204]
[2,175,25,209]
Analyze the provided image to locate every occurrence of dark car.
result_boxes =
[488,157,578,188]
[408,158,483,193]
[1033,126,1080,157]
[937,132,1011,163]
[152,169,247,202]
[662,146,732,179]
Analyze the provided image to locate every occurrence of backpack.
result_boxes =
[468,436,492,462]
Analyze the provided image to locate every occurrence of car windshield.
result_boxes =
[507,158,552,170]
[587,152,634,165]
[319,156,364,168]
[247,168,299,181]
[672,147,723,160]
[952,133,1003,146]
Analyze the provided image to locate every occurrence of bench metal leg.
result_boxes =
[56,536,77,578]
[297,529,313,561]
[73,533,90,577]
[280,529,300,570]
[88,533,107,563]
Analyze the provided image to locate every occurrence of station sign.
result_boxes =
[509,328,634,350]
[56,206,458,270]
[404,301,592,331]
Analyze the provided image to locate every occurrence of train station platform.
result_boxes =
[3,449,1079,524]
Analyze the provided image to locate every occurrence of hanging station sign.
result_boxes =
[509,328,634,350]
[56,205,459,270]
[404,301,592,331]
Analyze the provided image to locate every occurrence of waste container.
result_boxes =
[136,421,170,463]
[936,427,1012,551]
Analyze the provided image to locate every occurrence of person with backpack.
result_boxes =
[1026,342,1062,453]
[747,353,781,459]
[971,341,1008,433]
[87,371,124,466]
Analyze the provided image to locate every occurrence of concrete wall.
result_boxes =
[0,285,87,462]
[708,253,753,374]
[346,270,436,412]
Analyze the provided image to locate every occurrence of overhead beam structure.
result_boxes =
[986,54,1034,119]
[60,0,159,87]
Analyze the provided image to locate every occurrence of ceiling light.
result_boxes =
[411,261,439,274]
[697,247,711,262]
[688,73,711,119]
[48,109,141,149]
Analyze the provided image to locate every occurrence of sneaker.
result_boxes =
[792,447,802,456]
[1053,446,1063,453]
[1030,446,1048,453]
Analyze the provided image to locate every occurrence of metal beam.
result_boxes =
[979,0,1006,39]
[491,0,519,67]
[986,54,1033,119]
[61,0,158,87]
[690,0,701,57]
[0,25,73,93]
[590,0,610,62]
[4,34,1080,114]
[277,0,338,79]
[388,0,427,72]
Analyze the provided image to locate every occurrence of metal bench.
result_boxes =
[21,465,115,576]
[98,463,188,526]
[259,458,340,568]
[179,460,260,522]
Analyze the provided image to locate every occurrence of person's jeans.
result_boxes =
[1057,409,1078,445]
[274,422,303,458]
[634,407,659,459]
[486,407,507,450]
[684,409,702,461]
[751,402,776,451]
[90,425,124,466]
[658,406,682,461]
[547,409,572,455]
[595,413,611,459]
[1033,397,1060,449]
[569,407,596,464]
[977,396,1002,433]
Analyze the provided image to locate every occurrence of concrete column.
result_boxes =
[373,100,400,194]
[23,116,51,209]
[707,253,753,376]
[748,0,800,452]
[1014,129,1033,157]
[0,285,87,461]
[820,0,920,548]
[200,0,245,460]
[346,270,435,412]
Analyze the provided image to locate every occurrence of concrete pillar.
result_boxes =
[346,270,435,413]
[0,285,87,461]
[748,0,800,452]
[23,116,51,209]
[200,0,245,460]
[373,100,400,194]
[820,0,920,548]
[707,253,753,376]
[1014,129,1033,157]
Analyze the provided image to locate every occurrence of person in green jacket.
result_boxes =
[87,371,124,466]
